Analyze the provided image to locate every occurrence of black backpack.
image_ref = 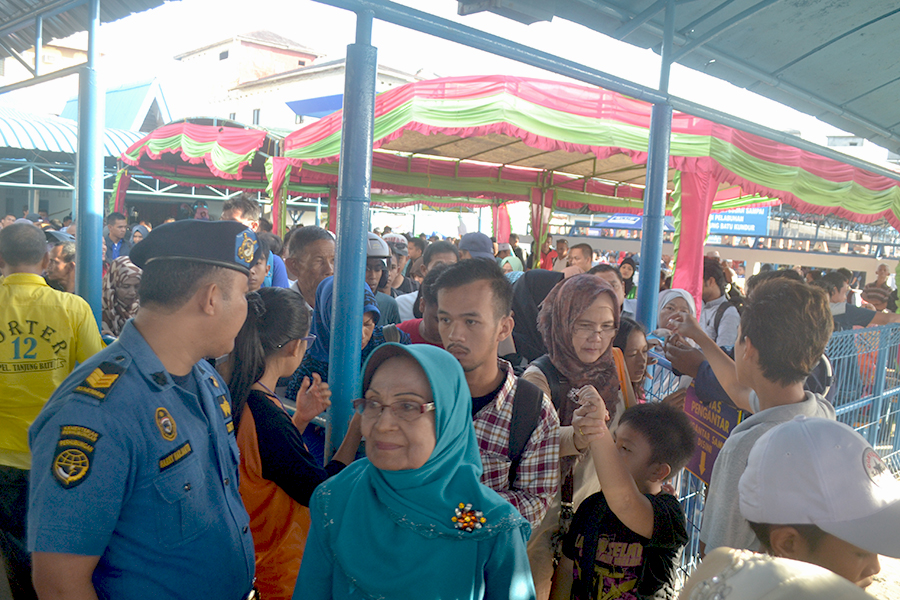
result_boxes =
[713,298,743,333]
[507,378,544,487]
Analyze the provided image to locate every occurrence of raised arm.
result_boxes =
[667,313,752,412]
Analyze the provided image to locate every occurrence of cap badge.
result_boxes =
[236,231,257,266]
[863,448,889,485]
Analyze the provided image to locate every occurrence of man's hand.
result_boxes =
[292,373,331,431]
[661,388,687,411]
[665,343,706,378]
[668,312,705,343]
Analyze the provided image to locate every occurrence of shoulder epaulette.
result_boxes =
[73,361,126,400]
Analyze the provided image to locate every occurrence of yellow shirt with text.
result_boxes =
[0,273,104,469]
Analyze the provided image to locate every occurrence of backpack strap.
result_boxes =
[507,378,543,487]
[713,300,733,334]
[381,324,401,343]
[531,354,564,410]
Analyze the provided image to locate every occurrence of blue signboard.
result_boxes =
[708,207,769,235]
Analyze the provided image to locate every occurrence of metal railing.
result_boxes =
[644,322,900,580]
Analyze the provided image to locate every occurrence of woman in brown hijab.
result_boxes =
[521,274,636,599]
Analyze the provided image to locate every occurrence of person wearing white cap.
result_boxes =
[739,416,899,588]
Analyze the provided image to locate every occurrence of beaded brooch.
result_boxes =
[452,503,486,532]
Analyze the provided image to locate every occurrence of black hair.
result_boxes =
[255,235,270,263]
[556,238,568,246]
[589,263,624,285]
[836,268,853,284]
[0,223,47,266]
[814,271,846,297]
[408,237,427,254]
[139,262,233,310]
[259,232,282,257]
[433,258,513,319]
[287,225,332,260]
[420,262,451,307]
[570,243,593,261]
[613,317,647,353]
[257,217,273,233]
[748,522,827,554]
[228,287,311,427]
[422,240,459,268]
[106,212,126,225]
[745,268,804,295]
[703,256,726,295]
[509,233,519,243]
[222,193,261,222]
[741,279,832,385]
[618,402,697,476]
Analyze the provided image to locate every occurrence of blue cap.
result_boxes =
[130,220,261,275]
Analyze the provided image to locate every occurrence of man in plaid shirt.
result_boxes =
[435,259,560,530]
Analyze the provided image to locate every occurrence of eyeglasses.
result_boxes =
[352,398,436,422]
[275,334,316,349]
[573,323,617,338]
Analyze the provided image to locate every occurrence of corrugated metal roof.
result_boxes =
[60,79,171,131]
[0,106,141,155]
[0,0,166,54]
[459,0,900,154]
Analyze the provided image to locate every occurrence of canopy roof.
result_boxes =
[120,118,282,192]
[275,75,900,227]
[459,0,900,155]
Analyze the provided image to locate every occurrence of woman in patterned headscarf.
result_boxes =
[522,274,635,599]
[101,256,141,337]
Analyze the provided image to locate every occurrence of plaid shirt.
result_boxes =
[474,359,561,530]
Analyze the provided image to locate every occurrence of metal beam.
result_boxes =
[613,0,666,41]
[670,0,782,63]
[0,63,84,95]
[309,0,667,105]
[0,39,35,75]
[0,0,87,42]
[74,0,102,325]
[326,10,378,458]
[34,16,42,76]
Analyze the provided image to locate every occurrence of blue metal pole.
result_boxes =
[74,0,103,327]
[326,10,377,457]
[33,16,41,76]
[635,0,674,331]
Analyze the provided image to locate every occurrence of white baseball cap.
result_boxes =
[739,415,900,558]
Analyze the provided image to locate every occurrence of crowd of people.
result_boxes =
[0,196,899,600]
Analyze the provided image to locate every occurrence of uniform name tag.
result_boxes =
[159,441,193,471]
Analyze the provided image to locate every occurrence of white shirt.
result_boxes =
[700,294,741,347]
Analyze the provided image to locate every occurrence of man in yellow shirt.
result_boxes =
[0,222,103,599]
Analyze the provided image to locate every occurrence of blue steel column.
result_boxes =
[326,10,377,456]
[74,0,103,326]
[33,16,42,76]
[635,0,674,331]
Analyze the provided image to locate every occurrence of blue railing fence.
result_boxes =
[644,322,900,580]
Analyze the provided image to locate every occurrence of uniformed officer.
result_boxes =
[28,220,262,600]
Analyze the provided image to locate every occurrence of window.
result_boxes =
[298,60,306,66]
[252,109,260,125]
[827,136,864,147]
[228,112,236,120]
[295,114,304,125]
[219,50,229,60]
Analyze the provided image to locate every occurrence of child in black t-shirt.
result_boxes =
[550,401,697,600]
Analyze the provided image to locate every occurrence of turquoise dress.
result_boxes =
[293,344,536,600]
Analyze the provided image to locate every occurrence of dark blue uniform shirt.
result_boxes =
[28,320,254,600]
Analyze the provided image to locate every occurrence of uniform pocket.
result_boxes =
[153,457,212,548]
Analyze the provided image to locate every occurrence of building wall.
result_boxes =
[235,41,317,85]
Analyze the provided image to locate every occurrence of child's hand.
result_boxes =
[293,373,331,429]
[572,386,609,449]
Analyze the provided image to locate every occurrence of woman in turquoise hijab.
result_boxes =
[293,343,536,600]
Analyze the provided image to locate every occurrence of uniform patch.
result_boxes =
[218,395,231,418]
[159,441,193,471]
[73,362,125,400]
[235,230,258,266]
[864,448,889,484]
[155,407,178,441]
[52,426,101,489]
